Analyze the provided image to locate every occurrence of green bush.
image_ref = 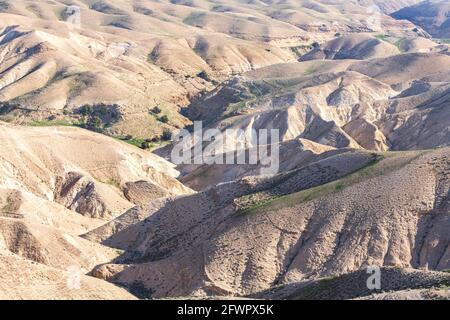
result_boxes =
[151,106,162,114]
[197,70,211,82]
[161,129,172,141]
[86,116,102,131]
[158,115,169,123]
[141,141,151,150]
[79,105,93,116]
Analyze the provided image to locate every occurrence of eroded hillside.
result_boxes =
[0,0,426,141]
[0,121,192,299]
[0,0,449,301]
[88,149,449,298]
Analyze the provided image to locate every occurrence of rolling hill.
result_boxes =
[0,0,449,301]
[0,0,424,142]
[88,148,450,298]
[392,0,450,39]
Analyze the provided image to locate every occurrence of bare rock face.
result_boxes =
[343,118,389,151]
[123,181,173,209]
[55,172,131,219]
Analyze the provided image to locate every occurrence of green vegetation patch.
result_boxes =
[240,155,383,215]
[303,67,316,76]
[103,178,121,189]
[28,119,79,127]
[374,34,389,41]
[241,151,427,215]
[226,101,248,115]
[393,38,406,52]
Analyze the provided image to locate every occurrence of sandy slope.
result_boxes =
[0,0,448,301]
[392,0,450,38]
[89,148,449,298]
[0,0,423,140]
[253,267,450,300]
[177,138,338,190]
[0,250,136,300]
[0,122,190,200]
[0,122,193,299]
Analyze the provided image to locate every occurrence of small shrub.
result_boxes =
[197,70,211,82]
[79,105,93,116]
[146,137,159,143]
[86,116,102,131]
[141,141,151,150]
[151,106,162,114]
[161,129,172,141]
[158,115,169,123]
[0,102,18,115]
[122,134,133,141]
[105,179,121,188]
[124,138,145,148]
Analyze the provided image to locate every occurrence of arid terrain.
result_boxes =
[0,0,449,300]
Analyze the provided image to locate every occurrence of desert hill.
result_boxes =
[300,34,401,61]
[177,49,450,169]
[0,0,425,142]
[253,267,450,300]
[0,249,136,300]
[177,138,338,190]
[0,121,192,299]
[392,0,450,39]
[88,148,449,298]
[0,0,449,301]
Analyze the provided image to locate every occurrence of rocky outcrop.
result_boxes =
[54,172,131,219]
